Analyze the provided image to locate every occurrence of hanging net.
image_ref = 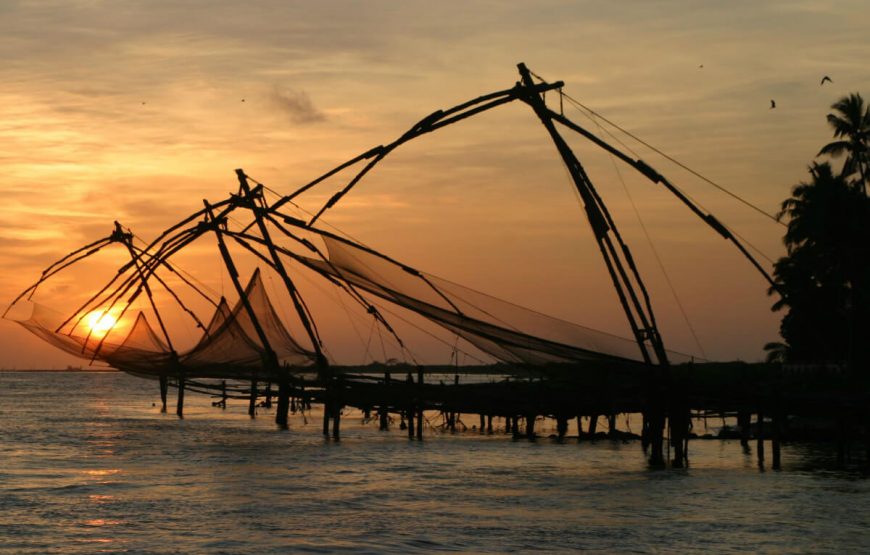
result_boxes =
[11,269,315,377]
[305,235,668,366]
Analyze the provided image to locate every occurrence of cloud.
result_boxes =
[269,87,326,124]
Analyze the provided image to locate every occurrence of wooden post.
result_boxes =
[641,413,650,452]
[264,382,273,409]
[322,400,330,437]
[233,172,330,428]
[738,410,751,449]
[511,415,520,437]
[756,410,765,464]
[416,368,424,440]
[526,414,536,440]
[608,414,617,439]
[556,416,568,441]
[670,406,689,469]
[159,375,168,413]
[487,415,493,434]
[647,408,666,467]
[479,414,485,433]
[577,416,584,442]
[406,373,415,440]
[248,375,257,418]
[220,380,227,409]
[379,371,390,431]
[276,379,290,428]
[588,414,599,439]
[332,405,341,440]
[378,406,389,430]
[176,376,185,418]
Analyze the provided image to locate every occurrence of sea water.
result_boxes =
[0,372,867,554]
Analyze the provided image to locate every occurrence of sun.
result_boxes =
[86,310,117,337]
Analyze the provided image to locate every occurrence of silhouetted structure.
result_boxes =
[5,64,864,468]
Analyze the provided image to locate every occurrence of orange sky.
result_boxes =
[2,1,870,368]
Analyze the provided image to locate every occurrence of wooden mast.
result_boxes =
[235,169,329,430]
[516,63,670,465]
[203,200,280,419]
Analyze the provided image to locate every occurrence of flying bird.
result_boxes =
[241,98,246,102]
[820,76,832,85]
[770,99,776,109]
[698,64,703,69]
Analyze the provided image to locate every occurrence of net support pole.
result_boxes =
[406,372,415,440]
[379,371,391,431]
[204,200,280,421]
[236,170,329,429]
[516,63,666,368]
[416,367,424,440]
[176,376,185,418]
[159,375,168,413]
[518,63,670,466]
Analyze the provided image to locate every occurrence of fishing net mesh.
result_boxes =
[315,236,654,365]
[12,269,314,377]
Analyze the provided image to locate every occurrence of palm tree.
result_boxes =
[817,92,870,195]
[763,341,787,364]
[771,161,870,367]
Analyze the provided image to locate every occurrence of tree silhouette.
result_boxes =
[771,162,870,367]
[817,92,870,195]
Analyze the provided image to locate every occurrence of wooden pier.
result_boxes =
[158,360,870,468]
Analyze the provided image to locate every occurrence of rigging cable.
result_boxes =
[558,90,785,227]
[577,108,708,360]
[554,96,779,265]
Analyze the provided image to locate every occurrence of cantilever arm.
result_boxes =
[3,236,114,318]
[270,81,563,226]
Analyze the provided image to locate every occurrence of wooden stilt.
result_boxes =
[264,382,272,409]
[647,408,666,467]
[159,375,168,413]
[641,413,650,452]
[379,372,390,431]
[479,414,485,433]
[588,414,599,439]
[322,399,330,437]
[608,414,617,439]
[487,415,493,434]
[416,369,424,440]
[738,410,751,449]
[772,409,782,470]
[556,416,568,441]
[526,414,536,440]
[379,406,389,431]
[406,373,415,439]
[577,416,584,442]
[670,405,689,468]
[276,379,290,429]
[176,376,185,419]
[332,405,341,440]
[248,375,257,418]
[756,410,765,464]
